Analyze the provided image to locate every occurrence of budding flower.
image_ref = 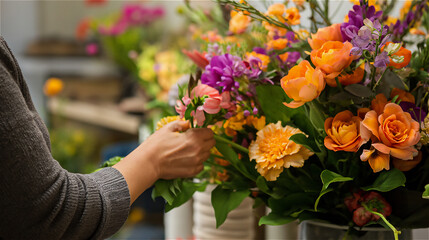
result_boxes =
[391,55,405,63]
[363,18,374,30]
[384,42,402,55]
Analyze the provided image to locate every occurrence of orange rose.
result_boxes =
[371,93,388,115]
[324,110,367,152]
[310,41,354,80]
[390,88,415,104]
[281,60,325,108]
[360,103,421,172]
[308,24,343,50]
[326,64,364,87]
[229,11,251,34]
[382,42,411,69]
[267,38,288,50]
[285,7,300,25]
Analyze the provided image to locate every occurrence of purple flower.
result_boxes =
[399,102,427,122]
[122,5,164,26]
[201,54,245,92]
[374,51,390,68]
[341,4,383,42]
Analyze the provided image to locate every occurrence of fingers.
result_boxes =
[166,120,190,132]
[185,127,214,141]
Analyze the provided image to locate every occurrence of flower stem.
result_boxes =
[214,135,249,154]
[362,204,401,240]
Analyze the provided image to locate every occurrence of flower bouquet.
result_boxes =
[152,0,429,238]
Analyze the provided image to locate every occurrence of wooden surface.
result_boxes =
[48,98,141,135]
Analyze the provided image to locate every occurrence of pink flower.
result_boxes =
[175,84,230,127]
[86,43,99,55]
[190,84,222,115]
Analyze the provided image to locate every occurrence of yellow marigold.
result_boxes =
[350,0,381,11]
[156,116,182,131]
[246,51,270,71]
[400,0,412,20]
[249,122,314,181]
[385,17,398,26]
[44,77,64,97]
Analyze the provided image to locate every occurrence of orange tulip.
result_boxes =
[285,7,300,25]
[382,42,412,69]
[371,93,388,115]
[229,11,251,34]
[308,24,343,50]
[390,88,415,104]
[360,103,421,172]
[326,64,364,87]
[324,110,367,152]
[310,41,354,80]
[281,60,325,108]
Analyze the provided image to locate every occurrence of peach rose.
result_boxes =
[390,88,415,104]
[229,11,251,34]
[360,103,421,172]
[281,60,325,108]
[311,41,354,80]
[324,110,367,152]
[326,64,364,87]
[308,24,343,50]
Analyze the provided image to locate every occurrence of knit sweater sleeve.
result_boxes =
[0,52,130,239]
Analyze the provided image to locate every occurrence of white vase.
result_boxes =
[164,200,194,240]
[193,184,255,240]
[299,220,412,240]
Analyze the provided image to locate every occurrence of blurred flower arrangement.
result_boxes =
[153,0,429,238]
[77,2,192,118]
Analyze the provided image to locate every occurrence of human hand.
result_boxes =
[140,120,216,179]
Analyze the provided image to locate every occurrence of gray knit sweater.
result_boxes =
[0,37,130,239]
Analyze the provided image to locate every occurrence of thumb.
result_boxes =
[165,120,191,132]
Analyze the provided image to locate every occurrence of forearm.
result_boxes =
[113,141,159,204]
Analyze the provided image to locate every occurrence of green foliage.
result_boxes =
[212,185,250,228]
[362,168,406,192]
[314,170,353,211]
[424,184,429,199]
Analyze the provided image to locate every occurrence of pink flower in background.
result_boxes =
[122,5,164,26]
[86,43,99,55]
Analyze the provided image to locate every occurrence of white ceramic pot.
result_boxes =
[193,184,255,240]
[299,220,412,240]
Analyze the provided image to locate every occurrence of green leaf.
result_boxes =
[152,179,176,205]
[307,101,326,133]
[211,186,250,228]
[216,141,255,181]
[256,85,295,124]
[423,184,429,199]
[259,213,296,226]
[314,170,353,211]
[165,181,208,212]
[320,170,353,191]
[256,176,270,193]
[362,168,406,192]
[290,133,320,153]
[344,84,373,98]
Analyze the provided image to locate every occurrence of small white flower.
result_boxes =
[384,42,402,55]
[363,18,374,30]
[391,55,405,63]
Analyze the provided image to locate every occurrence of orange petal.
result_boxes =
[368,151,390,173]
[283,101,305,108]
[372,143,391,154]
[362,110,380,140]
[389,147,416,160]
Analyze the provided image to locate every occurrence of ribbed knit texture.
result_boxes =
[0,37,130,240]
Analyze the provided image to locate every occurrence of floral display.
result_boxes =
[149,0,429,238]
